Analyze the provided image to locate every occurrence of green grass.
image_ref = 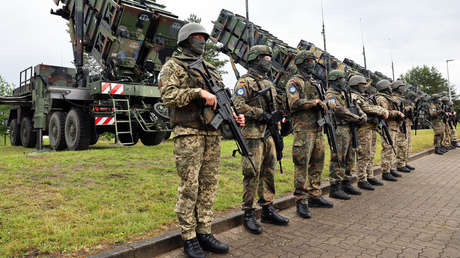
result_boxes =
[0,129,455,256]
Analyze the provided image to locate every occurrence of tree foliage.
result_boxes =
[0,75,14,137]
[184,14,228,75]
[400,65,450,95]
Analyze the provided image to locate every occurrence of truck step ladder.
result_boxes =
[112,98,134,145]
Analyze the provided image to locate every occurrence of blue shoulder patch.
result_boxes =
[236,88,245,96]
[328,97,337,103]
[288,85,297,93]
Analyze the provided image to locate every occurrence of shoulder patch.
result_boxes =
[328,97,337,103]
[288,85,297,93]
[236,88,245,96]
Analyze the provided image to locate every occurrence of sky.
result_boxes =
[0,0,459,97]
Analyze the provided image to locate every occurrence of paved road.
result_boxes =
[160,149,460,258]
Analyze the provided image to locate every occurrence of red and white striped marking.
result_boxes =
[101,82,125,95]
[95,117,115,126]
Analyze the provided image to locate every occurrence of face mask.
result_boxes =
[256,58,272,74]
[188,37,206,56]
[332,80,348,91]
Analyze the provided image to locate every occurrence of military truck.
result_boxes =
[0,0,184,151]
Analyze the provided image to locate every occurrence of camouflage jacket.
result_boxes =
[404,98,415,126]
[286,74,323,132]
[325,88,363,126]
[376,92,403,128]
[159,52,223,137]
[351,90,387,129]
[428,102,443,127]
[232,70,278,139]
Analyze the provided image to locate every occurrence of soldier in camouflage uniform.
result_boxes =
[286,50,333,219]
[441,96,455,150]
[233,45,289,235]
[160,23,244,258]
[448,100,460,148]
[349,75,388,190]
[375,80,405,181]
[326,70,366,200]
[391,80,413,173]
[429,94,447,155]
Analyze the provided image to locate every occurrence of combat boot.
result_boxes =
[382,172,398,181]
[308,196,334,208]
[358,180,375,190]
[435,147,444,155]
[390,169,402,178]
[183,237,205,258]
[243,209,262,234]
[405,164,415,170]
[368,178,384,186]
[452,141,460,148]
[440,146,448,153]
[197,234,229,254]
[329,183,351,200]
[296,200,312,219]
[397,166,411,173]
[342,180,362,195]
[261,204,289,225]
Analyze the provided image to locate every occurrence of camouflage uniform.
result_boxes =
[233,70,279,210]
[429,102,445,148]
[403,100,415,166]
[286,74,325,200]
[369,130,378,177]
[376,92,402,173]
[351,90,387,181]
[392,93,409,169]
[160,52,223,241]
[326,88,364,184]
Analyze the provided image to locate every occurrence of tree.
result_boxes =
[183,14,228,75]
[400,65,451,96]
[0,75,14,144]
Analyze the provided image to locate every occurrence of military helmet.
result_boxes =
[391,80,406,90]
[375,79,392,92]
[177,23,209,46]
[431,93,442,100]
[328,69,346,81]
[247,45,273,62]
[294,50,316,65]
[441,96,449,102]
[348,75,367,86]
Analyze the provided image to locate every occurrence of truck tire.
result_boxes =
[65,108,90,151]
[20,117,37,148]
[49,111,67,151]
[9,118,22,146]
[140,131,166,146]
[118,132,139,146]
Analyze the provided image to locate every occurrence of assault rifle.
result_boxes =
[344,89,360,148]
[313,81,338,154]
[254,85,284,173]
[188,58,257,174]
[397,101,408,138]
[371,96,396,154]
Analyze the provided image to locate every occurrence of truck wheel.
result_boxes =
[90,132,99,146]
[65,108,90,151]
[49,111,67,150]
[118,132,139,146]
[140,131,166,146]
[9,118,22,146]
[20,117,37,148]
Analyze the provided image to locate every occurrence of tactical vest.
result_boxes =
[168,57,217,131]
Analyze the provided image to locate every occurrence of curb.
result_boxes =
[89,147,435,258]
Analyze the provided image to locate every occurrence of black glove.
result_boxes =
[258,112,273,123]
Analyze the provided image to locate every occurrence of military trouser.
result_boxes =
[356,127,373,181]
[452,126,458,141]
[381,125,398,173]
[396,124,409,168]
[242,136,276,210]
[432,122,444,147]
[368,130,377,178]
[174,135,221,240]
[443,123,453,147]
[405,123,412,164]
[329,126,353,184]
[292,130,325,200]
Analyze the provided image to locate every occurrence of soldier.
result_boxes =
[286,50,333,219]
[326,70,366,200]
[233,45,289,234]
[391,80,413,173]
[160,23,244,258]
[448,100,460,148]
[375,80,405,181]
[367,85,383,186]
[441,96,455,150]
[348,75,388,190]
[429,94,447,155]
